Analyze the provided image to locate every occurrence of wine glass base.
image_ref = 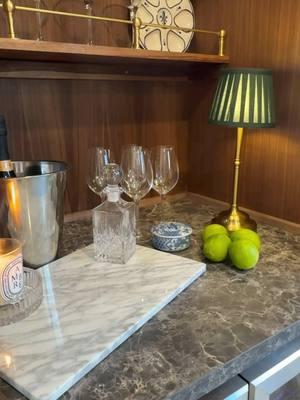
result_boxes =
[136,231,152,244]
[149,199,174,222]
[136,221,152,244]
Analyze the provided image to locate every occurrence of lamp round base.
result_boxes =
[211,208,257,232]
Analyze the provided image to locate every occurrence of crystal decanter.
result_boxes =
[93,163,136,264]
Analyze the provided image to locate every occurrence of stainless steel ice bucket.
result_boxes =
[0,161,67,268]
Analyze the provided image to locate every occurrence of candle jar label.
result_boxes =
[0,256,24,303]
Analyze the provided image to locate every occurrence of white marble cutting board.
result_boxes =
[0,244,206,400]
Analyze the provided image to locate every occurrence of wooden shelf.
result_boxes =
[0,38,229,65]
[0,39,229,81]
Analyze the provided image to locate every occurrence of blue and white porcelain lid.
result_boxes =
[151,222,192,238]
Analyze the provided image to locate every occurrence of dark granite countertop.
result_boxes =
[1,196,300,400]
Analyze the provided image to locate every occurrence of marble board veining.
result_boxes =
[0,244,206,400]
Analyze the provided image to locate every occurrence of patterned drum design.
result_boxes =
[151,222,192,252]
[136,0,195,52]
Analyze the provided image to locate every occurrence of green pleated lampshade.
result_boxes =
[209,68,276,128]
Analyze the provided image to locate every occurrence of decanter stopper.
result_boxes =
[103,163,122,186]
[103,163,123,203]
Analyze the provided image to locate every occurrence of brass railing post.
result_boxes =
[0,2,227,55]
[132,16,141,50]
[218,29,226,56]
[3,0,16,39]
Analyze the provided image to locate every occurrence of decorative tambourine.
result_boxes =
[135,0,195,52]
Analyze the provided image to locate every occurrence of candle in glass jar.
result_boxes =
[0,239,23,306]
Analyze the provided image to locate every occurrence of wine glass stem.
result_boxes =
[159,194,167,220]
[100,192,106,203]
[35,0,43,41]
[86,4,93,45]
[135,200,140,232]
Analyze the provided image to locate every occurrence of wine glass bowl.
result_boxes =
[122,169,148,201]
[86,147,112,201]
[121,145,153,239]
[121,148,152,202]
[152,146,179,199]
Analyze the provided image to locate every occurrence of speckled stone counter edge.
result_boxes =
[169,321,300,400]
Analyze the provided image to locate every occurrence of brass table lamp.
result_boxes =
[209,68,276,232]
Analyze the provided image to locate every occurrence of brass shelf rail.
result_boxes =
[0,0,226,56]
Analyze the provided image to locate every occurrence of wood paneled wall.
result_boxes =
[1,79,189,213]
[188,0,300,224]
[0,1,189,213]
[0,0,132,47]
[1,0,300,223]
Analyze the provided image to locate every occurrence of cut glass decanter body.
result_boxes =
[93,164,136,264]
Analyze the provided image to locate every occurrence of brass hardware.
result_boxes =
[218,29,226,57]
[212,127,257,232]
[212,208,257,232]
[132,16,141,50]
[232,126,243,211]
[5,4,133,26]
[0,3,226,56]
[3,0,16,39]
[142,22,220,36]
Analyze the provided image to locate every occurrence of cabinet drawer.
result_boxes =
[241,336,300,400]
[200,376,248,400]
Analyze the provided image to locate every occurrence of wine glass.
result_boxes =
[121,145,153,239]
[86,147,113,202]
[84,0,94,45]
[34,0,44,41]
[152,145,179,217]
[128,0,142,20]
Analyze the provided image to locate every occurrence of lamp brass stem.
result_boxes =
[211,126,257,231]
[232,127,243,211]
[3,0,16,39]
[218,29,226,56]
